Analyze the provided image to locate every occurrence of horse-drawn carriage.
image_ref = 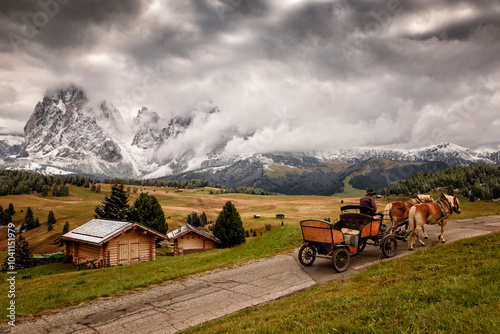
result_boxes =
[298,205,398,272]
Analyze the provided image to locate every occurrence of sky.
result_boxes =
[0,0,499,155]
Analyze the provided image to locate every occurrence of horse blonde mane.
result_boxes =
[443,195,459,206]
[415,194,433,202]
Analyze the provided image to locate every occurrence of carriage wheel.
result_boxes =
[298,244,316,267]
[358,241,367,253]
[381,235,398,258]
[332,248,350,273]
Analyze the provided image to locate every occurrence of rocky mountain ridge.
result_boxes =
[1,85,499,194]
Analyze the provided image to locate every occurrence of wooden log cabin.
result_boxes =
[60,219,167,267]
[167,224,221,256]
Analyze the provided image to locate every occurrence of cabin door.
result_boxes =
[119,239,140,265]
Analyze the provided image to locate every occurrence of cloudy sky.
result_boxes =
[1,0,499,154]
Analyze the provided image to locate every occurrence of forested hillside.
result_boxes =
[381,165,500,200]
[0,170,91,196]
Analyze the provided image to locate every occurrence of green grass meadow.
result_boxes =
[183,232,500,334]
[0,185,499,328]
[0,224,302,319]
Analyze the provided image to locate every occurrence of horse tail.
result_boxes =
[408,206,417,232]
[384,203,393,223]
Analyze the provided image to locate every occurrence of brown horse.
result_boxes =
[407,193,461,250]
[383,194,433,235]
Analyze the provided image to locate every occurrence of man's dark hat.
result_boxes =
[366,189,376,195]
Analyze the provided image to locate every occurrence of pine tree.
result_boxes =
[446,184,455,195]
[4,210,12,224]
[34,217,40,228]
[47,211,56,231]
[213,201,246,248]
[8,203,14,215]
[1,235,33,271]
[59,184,69,196]
[127,193,167,234]
[190,212,200,227]
[63,221,70,234]
[200,212,208,227]
[94,183,130,220]
[24,207,35,231]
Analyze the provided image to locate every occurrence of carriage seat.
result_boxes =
[335,213,372,234]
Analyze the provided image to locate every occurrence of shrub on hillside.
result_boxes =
[213,201,246,248]
[1,235,33,271]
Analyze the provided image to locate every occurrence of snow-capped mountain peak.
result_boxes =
[1,85,499,181]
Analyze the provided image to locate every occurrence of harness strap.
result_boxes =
[437,200,447,217]
[429,198,452,225]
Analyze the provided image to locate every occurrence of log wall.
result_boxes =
[64,228,159,267]
[174,232,217,256]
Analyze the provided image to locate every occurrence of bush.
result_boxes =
[62,221,70,234]
[47,211,56,231]
[1,235,33,271]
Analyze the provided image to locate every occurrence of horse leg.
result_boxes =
[415,226,426,246]
[421,226,429,239]
[408,224,423,251]
[438,220,447,243]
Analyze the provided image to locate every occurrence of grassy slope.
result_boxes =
[184,232,500,334]
[0,186,499,322]
[0,185,359,254]
[0,224,302,319]
[339,175,366,198]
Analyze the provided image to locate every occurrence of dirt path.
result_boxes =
[3,215,499,334]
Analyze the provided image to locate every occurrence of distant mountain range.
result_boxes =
[1,85,499,195]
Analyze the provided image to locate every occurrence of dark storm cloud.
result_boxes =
[0,0,499,152]
[0,0,143,51]
[411,15,500,41]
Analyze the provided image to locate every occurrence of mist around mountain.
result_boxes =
[1,85,499,195]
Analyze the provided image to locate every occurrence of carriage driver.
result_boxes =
[360,189,377,215]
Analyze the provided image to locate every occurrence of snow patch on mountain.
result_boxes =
[1,85,499,180]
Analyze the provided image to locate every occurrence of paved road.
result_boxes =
[3,216,500,334]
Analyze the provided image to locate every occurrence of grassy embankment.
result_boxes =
[184,231,500,334]
[0,224,302,319]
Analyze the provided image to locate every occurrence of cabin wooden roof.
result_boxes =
[167,224,221,244]
[60,219,167,245]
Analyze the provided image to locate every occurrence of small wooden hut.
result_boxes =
[60,219,167,267]
[167,224,221,256]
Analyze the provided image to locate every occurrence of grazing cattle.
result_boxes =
[407,193,461,250]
